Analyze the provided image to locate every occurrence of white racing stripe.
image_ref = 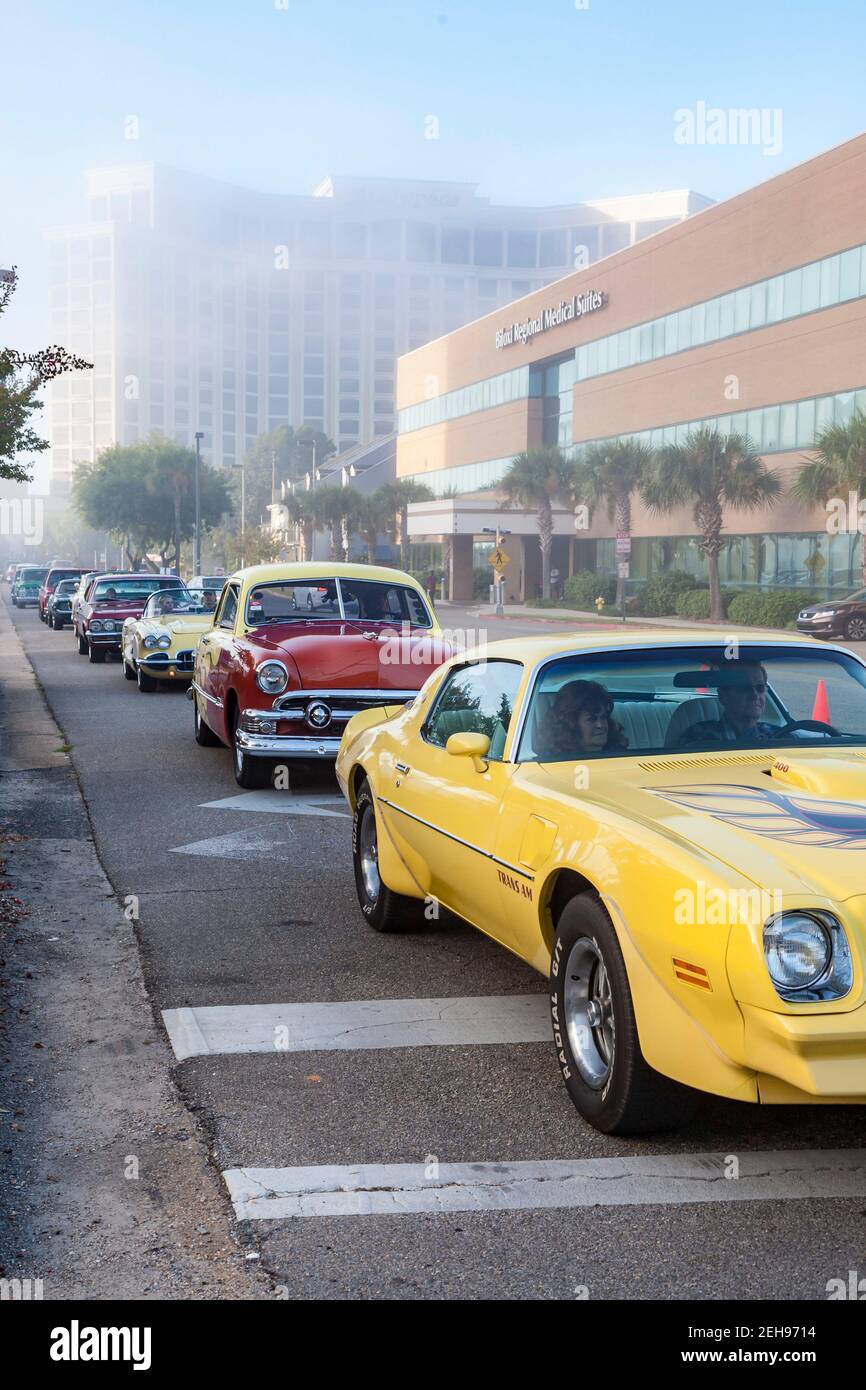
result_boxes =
[224,1149,866,1220]
[162,994,550,1061]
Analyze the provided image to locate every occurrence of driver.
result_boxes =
[678,661,778,746]
[201,590,218,611]
[157,594,176,614]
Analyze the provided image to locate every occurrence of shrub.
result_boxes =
[563,570,616,609]
[635,570,696,616]
[728,589,816,628]
[675,588,712,619]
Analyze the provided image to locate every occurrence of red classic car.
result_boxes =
[190,562,456,788]
[38,565,84,622]
[74,572,184,663]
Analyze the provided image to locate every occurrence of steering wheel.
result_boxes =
[779,717,839,738]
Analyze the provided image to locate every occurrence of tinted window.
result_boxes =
[218,584,239,628]
[425,661,523,760]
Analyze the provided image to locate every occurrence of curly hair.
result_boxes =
[543,679,628,755]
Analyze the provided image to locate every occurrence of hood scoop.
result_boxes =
[769,754,866,799]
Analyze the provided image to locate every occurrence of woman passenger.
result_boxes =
[540,679,628,758]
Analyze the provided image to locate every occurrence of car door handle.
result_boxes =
[395,761,411,775]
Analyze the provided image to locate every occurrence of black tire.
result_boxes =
[351,781,424,932]
[88,643,106,664]
[122,654,136,680]
[77,630,88,655]
[230,706,273,789]
[550,894,696,1135]
[194,693,222,746]
[54,618,64,631]
[845,614,866,643]
[137,665,158,692]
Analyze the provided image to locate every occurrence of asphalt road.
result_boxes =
[7,595,866,1300]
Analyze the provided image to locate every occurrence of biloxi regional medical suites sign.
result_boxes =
[494,289,608,350]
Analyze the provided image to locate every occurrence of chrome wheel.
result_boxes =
[358,804,380,904]
[563,936,615,1088]
[846,615,866,642]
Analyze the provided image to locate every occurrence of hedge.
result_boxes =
[674,588,746,619]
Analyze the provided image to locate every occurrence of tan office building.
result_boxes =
[396,135,866,602]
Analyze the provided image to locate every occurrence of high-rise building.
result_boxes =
[44,163,712,494]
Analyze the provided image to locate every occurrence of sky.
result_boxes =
[2,0,866,358]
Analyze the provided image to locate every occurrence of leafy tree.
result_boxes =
[499,445,574,599]
[643,427,781,621]
[572,439,654,609]
[74,435,230,571]
[355,488,397,564]
[220,527,284,571]
[791,410,866,585]
[1,267,91,482]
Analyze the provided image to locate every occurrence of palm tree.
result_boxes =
[313,485,351,560]
[284,491,314,561]
[643,427,781,621]
[791,409,866,586]
[355,489,394,564]
[381,479,435,570]
[499,445,574,599]
[572,439,654,610]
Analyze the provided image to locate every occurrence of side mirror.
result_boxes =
[445,731,491,772]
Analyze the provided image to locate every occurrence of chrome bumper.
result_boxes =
[87,631,121,645]
[234,729,342,759]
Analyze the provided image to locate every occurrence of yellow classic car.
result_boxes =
[121,585,220,691]
[336,631,866,1134]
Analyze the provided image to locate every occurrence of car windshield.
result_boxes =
[517,644,866,761]
[48,569,81,584]
[245,577,432,626]
[141,586,219,618]
[54,580,78,596]
[19,569,47,582]
[92,578,178,603]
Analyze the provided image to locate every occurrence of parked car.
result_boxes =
[74,572,183,663]
[336,631,866,1134]
[11,565,48,607]
[191,561,457,788]
[188,573,227,596]
[121,585,221,691]
[46,578,80,630]
[38,564,85,622]
[70,571,100,629]
[5,563,20,583]
[797,588,866,642]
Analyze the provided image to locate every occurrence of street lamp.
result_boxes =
[193,431,204,577]
[231,459,246,566]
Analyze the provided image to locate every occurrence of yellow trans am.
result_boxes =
[121,584,220,691]
[336,631,866,1134]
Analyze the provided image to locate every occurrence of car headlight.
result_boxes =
[143,633,159,649]
[812,609,837,618]
[763,910,853,1001]
[90,619,103,632]
[158,634,171,649]
[102,620,115,633]
[255,661,289,694]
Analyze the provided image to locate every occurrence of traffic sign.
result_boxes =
[488,547,510,572]
[615,534,632,557]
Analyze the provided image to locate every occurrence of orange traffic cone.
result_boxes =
[812,678,831,723]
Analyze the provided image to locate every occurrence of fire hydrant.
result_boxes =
[595,595,606,614]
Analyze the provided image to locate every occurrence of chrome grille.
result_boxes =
[272,688,416,726]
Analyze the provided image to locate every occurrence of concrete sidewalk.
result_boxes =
[467,601,790,635]
[0,597,271,1299]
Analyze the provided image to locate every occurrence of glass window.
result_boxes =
[801,262,821,314]
[820,254,841,308]
[733,287,751,334]
[782,267,802,319]
[779,402,797,449]
[424,660,523,758]
[718,292,735,338]
[507,230,536,267]
[441,227,470,264]
[840,246,861,301]
[474,229,503,267]
[765,275,783,322]
[796,398,816,447]
[407,221,436,262]
[539,228,568,267]
[749,281,767,328]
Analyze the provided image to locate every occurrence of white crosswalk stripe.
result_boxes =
[200,789,348,817]
[224,1149,866,1220]
[162,994,550,1060]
